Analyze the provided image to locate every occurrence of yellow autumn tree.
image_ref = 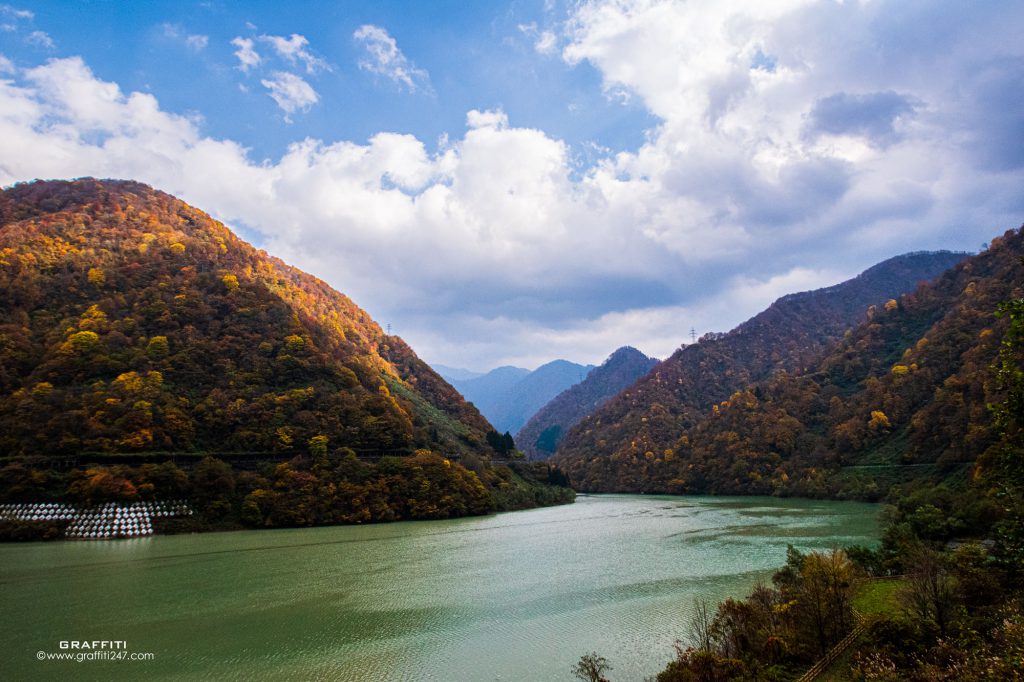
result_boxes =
[868,410,891,431]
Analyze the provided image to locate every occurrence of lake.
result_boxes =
[0,494,879,681]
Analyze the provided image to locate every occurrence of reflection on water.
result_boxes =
[0,494,878,681]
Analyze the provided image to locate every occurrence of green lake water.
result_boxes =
[0,494,879,681]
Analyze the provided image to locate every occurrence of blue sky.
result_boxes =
[1,1,1023,370]
[8,1,653,163]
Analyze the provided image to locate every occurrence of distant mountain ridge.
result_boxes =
[516,346,658,460]
[451,360,595,435]
[552,249,970,488]
[433,364,484,382]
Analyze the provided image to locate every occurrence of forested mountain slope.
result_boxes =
[552,248,976,494]
[0,179,496,457]
[0,179,574,529]
[516,346,657,460]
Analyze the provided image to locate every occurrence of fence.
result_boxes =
[794,609,868,682]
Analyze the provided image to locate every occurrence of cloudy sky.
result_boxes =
[1,1,1022,371]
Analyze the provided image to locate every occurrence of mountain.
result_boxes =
[516,347,658,460]
[452,360,595,435]
[552,249,971,491]
[0,179,573,527]
[433,364,484,382]
[571,226,1024,499]
[450,365,531,422]
[0,178,493,457]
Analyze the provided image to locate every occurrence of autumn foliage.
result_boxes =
[0,179,573,524]
[552,235,1023,500]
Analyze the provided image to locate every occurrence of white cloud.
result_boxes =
[0,3,28,34]
[186,34,208,51]
[466,109,509,130]
[26,29,53,49]
[353,24,431,92]
[259,71,318,120]
[553,0,1024,268]
[230,37,260,72]
[233,34,327,119]
[259,33,327,73]
[535,30,557,55]
[0,53,13,73]
[408,266,846,370]
[2,0,1023,369]
[0,4,31,20]
[164,24,208,52]
[517,22,558,55]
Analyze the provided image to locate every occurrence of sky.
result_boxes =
[0,1,1022,372]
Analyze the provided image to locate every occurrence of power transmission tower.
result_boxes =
[690,327,697,344]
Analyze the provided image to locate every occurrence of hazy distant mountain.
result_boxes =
[553,249,970,491]
[452,360,594,435]
[517,347,658,460]
[433,364,485,382]
[450,366,531,422]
